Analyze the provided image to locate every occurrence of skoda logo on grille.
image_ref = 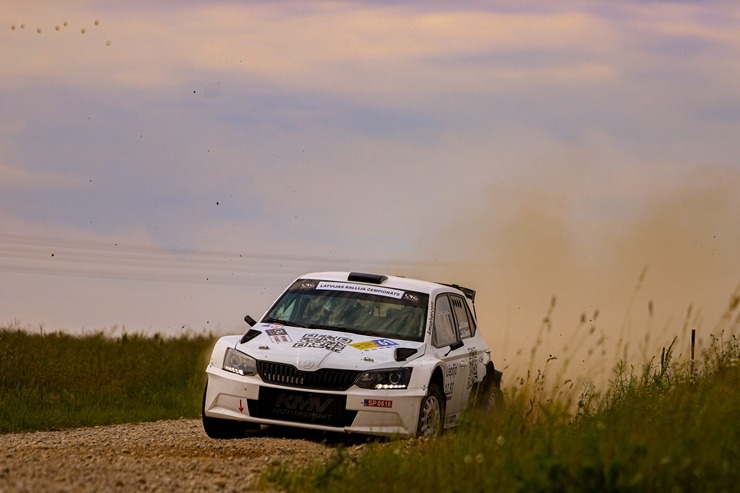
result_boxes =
[300,360,315,370]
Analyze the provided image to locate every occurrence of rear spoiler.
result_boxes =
[440,283,476,304]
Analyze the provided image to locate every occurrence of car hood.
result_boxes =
[235,323,425,370]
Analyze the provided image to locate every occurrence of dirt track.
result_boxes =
[0,419,339,493]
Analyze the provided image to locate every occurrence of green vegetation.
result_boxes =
[2,291,738,493]
[264,322,740,492]
[264,335,738,492]
[0,324,215,433]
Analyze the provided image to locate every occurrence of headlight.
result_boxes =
[355,368,412,390]
[222,347,257,376]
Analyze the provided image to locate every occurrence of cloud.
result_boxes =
[0,3,620,99]
[0,162,77,189]
[1,0,739,362]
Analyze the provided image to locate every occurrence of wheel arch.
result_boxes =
[485,361,503,387]
[430,365,445,392]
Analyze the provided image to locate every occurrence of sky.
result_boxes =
[2,1,739,384]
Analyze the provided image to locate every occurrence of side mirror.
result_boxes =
[445,340,464,357]
[244,315,257,327]
[449,340,464,351]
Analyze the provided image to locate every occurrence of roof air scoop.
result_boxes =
[348,272,388,284]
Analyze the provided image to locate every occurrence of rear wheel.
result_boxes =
[416,383,445,438]
[202,383,259,439]
[481,382,504,412]
[476,367,504,413]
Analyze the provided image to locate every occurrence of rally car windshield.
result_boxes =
[262,279,429,342]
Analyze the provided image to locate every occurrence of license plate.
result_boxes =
[363,399,392,408]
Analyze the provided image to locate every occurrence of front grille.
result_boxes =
[248,388,357,428]
[257,361,360,391]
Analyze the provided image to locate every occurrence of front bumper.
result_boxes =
[204,365,427,438]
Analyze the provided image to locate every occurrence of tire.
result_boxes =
[416,383,445,438]
[476,374,504,413]
[202,383,259,439]
[481,382,504,413]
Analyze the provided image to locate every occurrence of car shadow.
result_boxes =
[246,424,390,447]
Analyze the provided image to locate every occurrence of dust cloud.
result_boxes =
[413,164,740,390]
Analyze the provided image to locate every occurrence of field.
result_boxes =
[262,291,739,492]
[0,323,213,433]
[1,293,738,492]
[265,332,739,492]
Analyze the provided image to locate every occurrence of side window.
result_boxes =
[433,295,458,348]
[450,295,475,339]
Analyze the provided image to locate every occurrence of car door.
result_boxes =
[448,294,487,397]
[431,293,471,427]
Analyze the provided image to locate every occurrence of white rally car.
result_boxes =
[203,271,503,438]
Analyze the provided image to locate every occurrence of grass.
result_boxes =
[263,336,739,493]
[1,289,738,492]
[0,323,215,433]
[263,292,740,493]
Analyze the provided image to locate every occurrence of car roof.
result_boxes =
[298,271,461,296]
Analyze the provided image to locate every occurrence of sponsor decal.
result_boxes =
[293,333,352,353]
[349,338,399,351]
[426,299,435,335]
[363,399,392,408]
[467,348,479,389]
[273,392,335,421]
[459,321,472,339]
[266,328,292,344]
[445,381,455,400]
[444,363,458,400]
[316,281,404,299]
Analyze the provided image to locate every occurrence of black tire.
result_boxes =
[476,373,504,413]
[416,383,445,438]
[481,382,504,413]
[202,383,259,439]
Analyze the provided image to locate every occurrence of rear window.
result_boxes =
[450,295,476,338]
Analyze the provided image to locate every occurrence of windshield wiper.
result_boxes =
[262,317,303,328]
[348,329,388,338]
[300,322,338,331]
[263,318,347,332]
[263,320,400,338]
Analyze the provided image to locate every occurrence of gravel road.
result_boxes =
[0,419,339,493]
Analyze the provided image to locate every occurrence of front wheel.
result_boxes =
[416,383,445,438]
[202,383,259,439]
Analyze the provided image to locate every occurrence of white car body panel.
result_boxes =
[203,271,500,438]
